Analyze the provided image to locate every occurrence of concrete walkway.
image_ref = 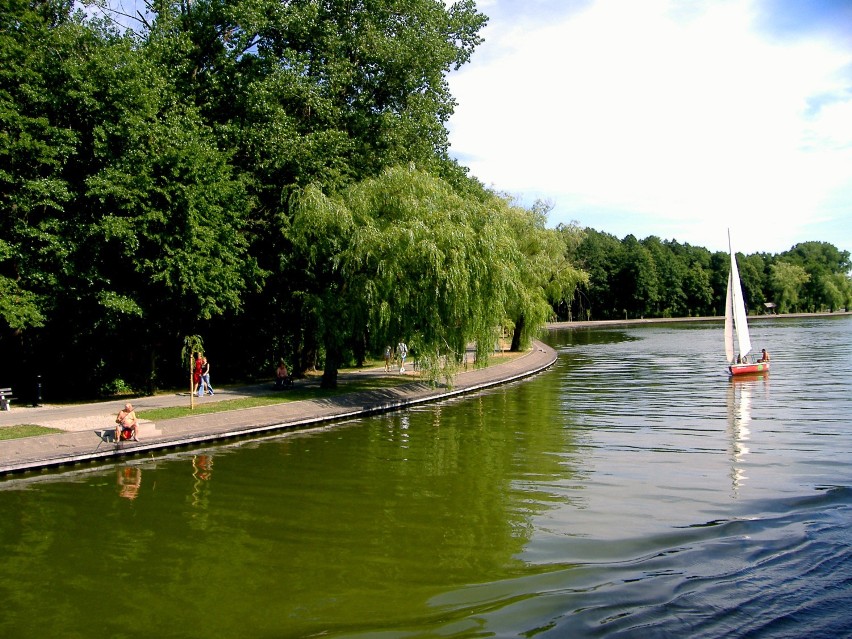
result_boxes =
[0,342,557,476]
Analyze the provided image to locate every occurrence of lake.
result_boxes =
[1,315,850,638]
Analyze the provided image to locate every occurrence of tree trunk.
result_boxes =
[354,329,367,368]
[321,343,341,389]
[297,345,318,376]
[510,314,525,352]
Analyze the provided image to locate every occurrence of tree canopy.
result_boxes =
[1,0,579,396]
[563,232,851,321]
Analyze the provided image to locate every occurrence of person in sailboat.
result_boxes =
[759,348,770,362]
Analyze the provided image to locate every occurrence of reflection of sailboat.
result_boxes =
[726,379,752,495]
[725,230,769,376]
[726,374,770,496]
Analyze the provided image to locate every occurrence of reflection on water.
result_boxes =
[726,374,769,496]
[191,454,214,519]
[117,465,142,501]
[0,316,850,638]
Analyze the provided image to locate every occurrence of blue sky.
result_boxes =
[447,0,852,255]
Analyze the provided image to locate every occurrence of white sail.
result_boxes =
[725,270,735,363]
[727,231,752,362]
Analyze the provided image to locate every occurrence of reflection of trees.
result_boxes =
[137,369,583,632]
[349,371,583,590]
[0,487,58,625]
[0,370,583,636]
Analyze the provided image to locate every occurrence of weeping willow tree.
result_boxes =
[290,166,533,388]
[495,199,589,351]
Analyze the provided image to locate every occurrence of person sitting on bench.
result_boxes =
[115,403,139,442]
[275,360,292,389]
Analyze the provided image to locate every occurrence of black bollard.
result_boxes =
[33,374,42,407]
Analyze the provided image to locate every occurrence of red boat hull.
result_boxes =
[729,362,770,376]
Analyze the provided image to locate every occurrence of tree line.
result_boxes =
[2,0,849,401]
[564,229,852,321]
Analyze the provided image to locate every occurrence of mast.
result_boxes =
[728,230,752,359]
[725,268,734,363]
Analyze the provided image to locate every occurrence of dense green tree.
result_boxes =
[131,0,488,198]
[819,272,852,311]
[574,228,623,320]
[548,222,588,322]
[769,261,810,313]
[0,2,262,394]
[682,262,713,315]
[661,240,713,316]
[707,251,730,316]
[0,0,95,394]
[738,253,767,314]
[642,236,686,317]
[174,0,490,380]
[0,0,78,332]
[1,0,493,395]
[618,235,658,318]
[497,201,587,351]
[779,242,851,312]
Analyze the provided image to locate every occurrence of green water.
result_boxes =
[1,379,574,637]
[2,317,852,638]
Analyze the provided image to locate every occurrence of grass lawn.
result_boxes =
[0,425,62,440]
[140,374,410,421]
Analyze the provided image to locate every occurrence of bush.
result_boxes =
[100,378,134,397]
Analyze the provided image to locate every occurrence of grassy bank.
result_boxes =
[0,425,63,440]
[140,375,410,421]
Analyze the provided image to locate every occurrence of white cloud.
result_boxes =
[448,0,852,253]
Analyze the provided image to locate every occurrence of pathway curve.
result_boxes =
[0,342,556,476]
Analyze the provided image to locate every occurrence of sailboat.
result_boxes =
[725,231,769,376]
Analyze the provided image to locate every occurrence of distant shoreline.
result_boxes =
[547,310,851,330]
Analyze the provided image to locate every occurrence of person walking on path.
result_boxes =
[384,345,392,372]
[397,341,408,373]
[198,356,214,396]
[192,353,203,396]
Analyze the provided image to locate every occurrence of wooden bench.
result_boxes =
[0,387,14,411]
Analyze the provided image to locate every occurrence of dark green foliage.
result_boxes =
[289,167,522,387]
[0,0,498,397]
[569,231,851,321]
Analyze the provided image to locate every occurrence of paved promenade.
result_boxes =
[0,342,557,476]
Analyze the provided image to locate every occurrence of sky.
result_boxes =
[446,0,852,255]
